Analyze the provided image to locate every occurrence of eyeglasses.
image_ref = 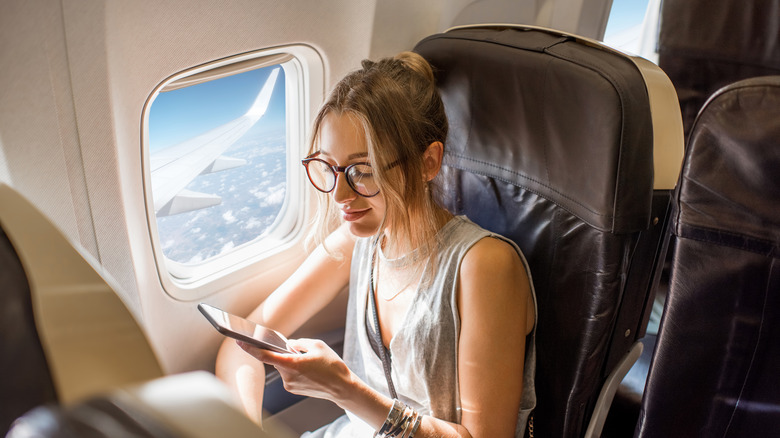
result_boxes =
[301,151,380,197]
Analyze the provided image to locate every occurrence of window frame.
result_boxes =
[141,45,323,298]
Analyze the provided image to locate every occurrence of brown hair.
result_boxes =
[307,51,449,264]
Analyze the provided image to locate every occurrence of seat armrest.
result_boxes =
[115,371,295,438]
[584,342,644,438]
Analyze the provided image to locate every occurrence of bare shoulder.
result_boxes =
[459,236,534,333]
[460,236,527,280]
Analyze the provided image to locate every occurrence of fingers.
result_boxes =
[236,341,290,366]
[236,338,350,401]
[236,338,333,367]
[287,337,322,353]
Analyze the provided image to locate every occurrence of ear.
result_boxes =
[422,141,444,181]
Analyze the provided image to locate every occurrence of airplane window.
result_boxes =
[149,66,286,264]
[143,49,318,291]
[603,0,660,62]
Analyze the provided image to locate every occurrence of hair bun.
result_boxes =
[394,51,434,83]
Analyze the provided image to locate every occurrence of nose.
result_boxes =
[332,171,356,204]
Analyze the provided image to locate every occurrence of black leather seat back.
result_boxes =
[636,77,780,437]
[0,226,57,434]
[7,398,179,438]
[658,0,780,140]
[415,26,661,437]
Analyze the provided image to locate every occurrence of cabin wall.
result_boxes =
[0,1,91,257]
[0,0,612,373]
[0,0,455,373]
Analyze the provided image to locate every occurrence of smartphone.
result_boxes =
[198,303,299,354]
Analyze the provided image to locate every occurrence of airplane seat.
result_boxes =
[609,0,780,431]
[0,225,57,434]
[0,183,164,408]
[635,76,780,437]
[414,25,683,437]
[658,0,780,141]
[0,185,285,437]
[6,371,293,438]
[7,393,181,438]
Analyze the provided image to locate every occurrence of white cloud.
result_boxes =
[244,217,263,230]
[187,253,205,264]
[260,183,285,207]
[220,241,235,254]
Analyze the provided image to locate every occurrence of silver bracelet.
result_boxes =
[375,399,406,438]
[408,412,422,438]
[390,406,414,437]
[400,409,418,438]
[375,399,422,438]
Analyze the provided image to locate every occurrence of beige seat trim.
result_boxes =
[114,371,296,438]
[0,184,163,404]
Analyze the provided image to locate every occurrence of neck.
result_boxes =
[380,206,452,259]
[378,231,412,260]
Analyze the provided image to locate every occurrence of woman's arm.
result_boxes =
[239,236,533,438]
[456,237,533,437]
[215,223,356,424]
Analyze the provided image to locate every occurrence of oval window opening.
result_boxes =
[149,65,288,265]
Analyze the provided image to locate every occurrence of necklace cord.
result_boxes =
[369,238,398,399]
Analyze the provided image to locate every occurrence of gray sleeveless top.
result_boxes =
[303,216,537,437]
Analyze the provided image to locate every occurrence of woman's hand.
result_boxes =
[236,338,354,403]
[237,339,480,437]
[237,339,397,432]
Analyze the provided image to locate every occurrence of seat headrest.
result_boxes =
[675,76,780,255]
[659,0,780,71]
[415,27,655,233]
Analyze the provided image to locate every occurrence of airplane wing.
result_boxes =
[150,67,280,217]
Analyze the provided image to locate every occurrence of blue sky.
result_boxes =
[604,0,650,39]
[149,66,286,152]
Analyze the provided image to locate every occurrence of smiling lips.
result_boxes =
[341,208,369,222]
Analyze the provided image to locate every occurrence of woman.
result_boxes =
[216,51,536,438]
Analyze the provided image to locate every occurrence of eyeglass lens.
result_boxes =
[347,164,378,196]
[305,160,379,197]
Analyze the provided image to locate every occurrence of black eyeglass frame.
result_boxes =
[301,151,381,198]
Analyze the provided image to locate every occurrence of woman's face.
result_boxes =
[318,112,387,238]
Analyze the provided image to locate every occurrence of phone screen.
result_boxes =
[198,303,298,354]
